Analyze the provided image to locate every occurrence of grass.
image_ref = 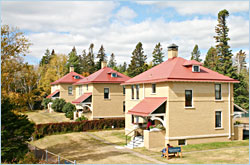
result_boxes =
[181,140,249,152]
[25,110,72,124]
[30,130,249,164]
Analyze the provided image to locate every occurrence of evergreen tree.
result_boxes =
[39,49,51,66]
[108,53,117,68]
[86,43,96,74]
[79,49,89,74]
[191,44,202,62]
[96,45,107,70]
[234,50,247,74]
[65,46,80,73]
[214,9,235,78]
[152,42,164,66]
[1,97,34,163]
[234,71,249,110]
[127,42,147,77]
[204,46,218,71]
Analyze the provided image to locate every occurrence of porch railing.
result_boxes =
[125,128,144,148]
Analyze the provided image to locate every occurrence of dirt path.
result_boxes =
[85,132,167,164]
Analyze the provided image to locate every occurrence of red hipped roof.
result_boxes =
[123,57,239,85]
[72,93,92,104]
[74,67,130,85]
[46,90,59,98]
[127,97,167,116]
[51,72,84,85]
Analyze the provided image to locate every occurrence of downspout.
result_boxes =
[228,82,231,139]
[143,83,145,99]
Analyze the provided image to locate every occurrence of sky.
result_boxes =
[1,1,249,66]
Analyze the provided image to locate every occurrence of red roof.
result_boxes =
[123,57,239,85]
[46,90,60,98]
[72,93,92,104]
[73,67,130,85]
[51,72,84,85]
[127,97,167,116]
[183,60,202,66]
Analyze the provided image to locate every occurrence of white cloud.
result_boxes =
[137,1,249,15]
[115,6,137,20]
[2,1,249,65]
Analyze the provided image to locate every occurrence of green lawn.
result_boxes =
[25,110,72,124]
[30,130,249,164]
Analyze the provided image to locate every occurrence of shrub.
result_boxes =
[62,103,76,119]
[75,115,88,122]
[51,98,66,112]
[18,152,38,164]
[32,118,125,140]
[41,98,52,109]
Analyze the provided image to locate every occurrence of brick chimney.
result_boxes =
[167,43,178,59]
[101,61,107,69]
[69,65,74,72]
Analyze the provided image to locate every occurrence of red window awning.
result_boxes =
[72,92,92,104]
[46,90,60,98]
[127,97,167,116]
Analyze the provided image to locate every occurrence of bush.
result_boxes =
[75,115,88,122]
[51,98,66,112]
[18,152,38,164]
[41,98,52,109]
[32,118,125,140]
[62,103,76,119]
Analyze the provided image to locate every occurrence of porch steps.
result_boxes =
[125,136,144,149]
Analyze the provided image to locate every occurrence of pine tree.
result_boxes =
[234,50,247,74]
[152,42,164,66]
[65,46,81,73]
[127,42,147,77]
[39,49,51,66]
[79,49,89,74]
[214,9,235,78]
[96,45,107,70]
[86,43,96,74]
[108,53,117,68]
[191,44,202,62]
[204,46,218,71]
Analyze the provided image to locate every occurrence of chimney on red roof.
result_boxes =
[101,61,107,69]
[168,43,178,59]
[70,65,74,72]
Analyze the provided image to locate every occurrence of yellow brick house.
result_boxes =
[122,44,239,149]
[72,62,130,120]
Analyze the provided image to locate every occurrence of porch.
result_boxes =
[72,92,92,120]
[125,97,167,149]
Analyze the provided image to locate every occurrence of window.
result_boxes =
[131,115,134,123]
[123,101,125,112]
[215,111,222,128]
[86,84,88,91]
[192,65,200,72]
[131,85,134,99]
[104,88,109,99]
[215,84,222,100]
[68,86,73,95]
[136,84,139,99]
[123,85,125,95]
[79,85,83,96]
[185,90,192,107]
[74,75,80,79]
[152,84,156,93]
[178,139,186,145]
[111,73,117,77]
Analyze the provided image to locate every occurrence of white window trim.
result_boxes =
[185,89,194,108]
[68,86,73,95]
[192,65,200,72]
[151,83,156,94]
[104,87,110,99]
[215,84,222,101]
[215,110,223,129]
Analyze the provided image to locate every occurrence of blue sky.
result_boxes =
[2,1,249,65]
